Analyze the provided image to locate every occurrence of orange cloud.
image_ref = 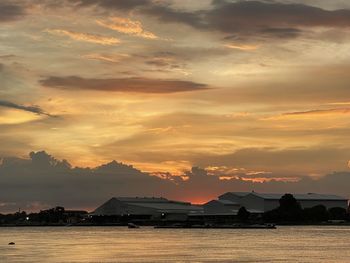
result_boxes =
[96,17,158,39]
[224,43,259,51]
[46,29,121,45]
[219,176,300,183]
[0,109,42,124]
[206,165,271,177]
[266,108,350,120]
[327,102,350,106]
[285,108,350,116]
[240,177,300,183]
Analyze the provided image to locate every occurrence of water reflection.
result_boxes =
[0,226,350,262]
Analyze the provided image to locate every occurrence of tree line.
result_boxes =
[237,194,349,223]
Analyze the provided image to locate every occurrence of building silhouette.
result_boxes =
[219,192,348,213]
[89,192,349,225]
[91,197,203,223]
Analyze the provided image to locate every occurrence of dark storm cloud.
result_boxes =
[184,1,350,39]
[0,151,349,213]
[40,76,208,93]
[0,100,53,117]
[0,151,176,212]
[0,2,26,22]
[142,5,205,29]
[67,0,350,40]
[204,1,350,31]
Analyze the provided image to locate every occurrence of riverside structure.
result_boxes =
[91,192,349,224]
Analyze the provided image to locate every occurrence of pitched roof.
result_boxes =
[217,199,239,205]
[92,196,202,215]
[113,197,192,205]
[232,192,252,197]
[251,192,347,201]
[204,199,239,206]
[219,192,251,198]
[114,197,169,203]
[128,202,202,212]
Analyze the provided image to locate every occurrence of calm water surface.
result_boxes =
[0,226,349,262]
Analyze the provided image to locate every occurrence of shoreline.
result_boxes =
[1,222,350,227]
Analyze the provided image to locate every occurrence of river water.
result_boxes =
[0,226,349,262]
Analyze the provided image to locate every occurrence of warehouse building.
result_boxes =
[200,199,241,224]
[219,192,349,213]
[202,199,241,215]
[91,197,203,223]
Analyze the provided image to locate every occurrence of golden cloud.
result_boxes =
[96,17,158,39]
[266,108,350,120]
[224,43,259,51]
[0,109,42,124]
[46,29,121,45]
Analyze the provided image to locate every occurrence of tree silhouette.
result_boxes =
[279,194,301,211]
[328,207,347,220]
[237,207,250,223]
[304,205,328,222]
[264,194,303,222]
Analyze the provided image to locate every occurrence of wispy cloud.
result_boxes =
[224,43,259,51]
[284,108,350,116]
[0,100,53,117]
[40,76,208,94]
[327,102,350,106]
[46,29,121,45]
[82,53,130,63]
[96,17,158,39]
[266,108,350,120]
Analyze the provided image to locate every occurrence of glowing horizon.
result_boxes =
[1,0,350,211]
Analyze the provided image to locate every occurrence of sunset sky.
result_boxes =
[1,0,350,211]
